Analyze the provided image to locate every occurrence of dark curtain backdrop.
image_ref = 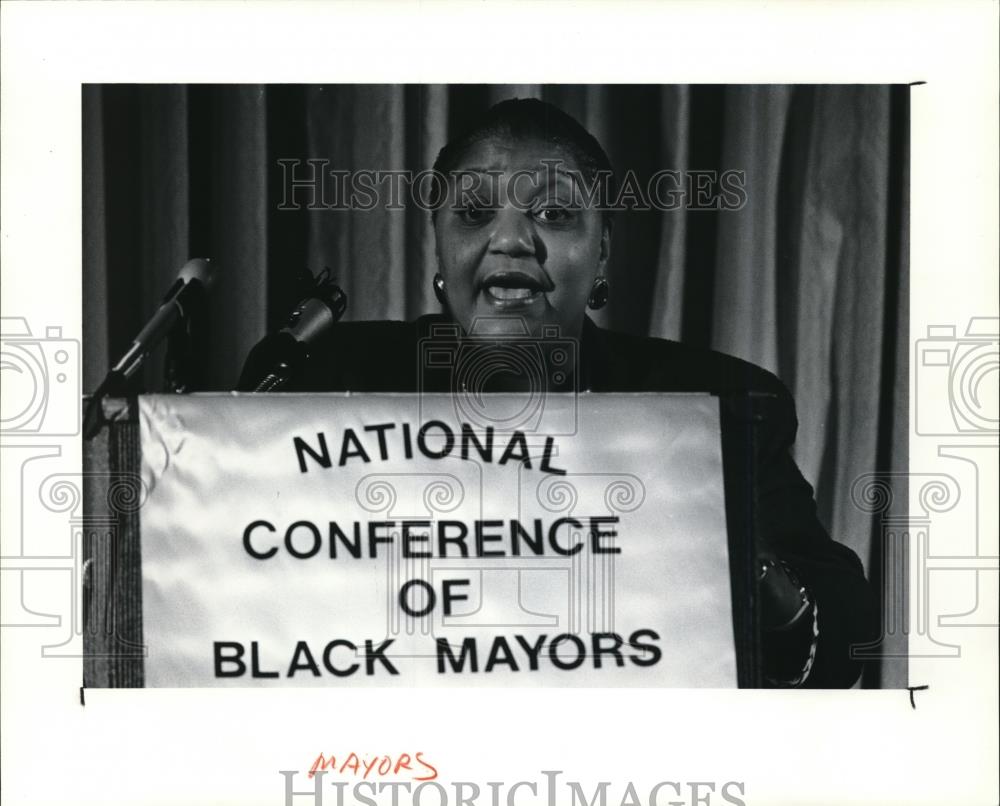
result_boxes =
[82,84,909,687]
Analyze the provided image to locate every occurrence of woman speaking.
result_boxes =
[239,98,878,688]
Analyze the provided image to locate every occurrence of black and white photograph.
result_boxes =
[79,83,909,693]
[1,4,997,806]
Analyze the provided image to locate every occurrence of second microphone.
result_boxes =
[238,284,347,392]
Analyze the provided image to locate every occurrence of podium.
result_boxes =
[82,392,772,688]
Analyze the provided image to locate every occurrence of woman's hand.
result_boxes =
[757,544,810,632]
[758,542,820,686]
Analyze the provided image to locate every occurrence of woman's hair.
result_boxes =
[430,97,617,223]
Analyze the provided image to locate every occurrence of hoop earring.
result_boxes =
[433,273,447,305]
[587,277,609,310]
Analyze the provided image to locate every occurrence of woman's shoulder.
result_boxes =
[586,319,790,399]
[244,313,793,398]
[320,315,792,398]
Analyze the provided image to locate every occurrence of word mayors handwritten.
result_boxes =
[307,751,437,781]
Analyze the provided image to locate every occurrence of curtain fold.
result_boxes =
[82,84,908,686]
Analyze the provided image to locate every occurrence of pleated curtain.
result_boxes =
[83,84,909,687]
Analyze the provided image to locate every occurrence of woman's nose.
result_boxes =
[487,207,536,258]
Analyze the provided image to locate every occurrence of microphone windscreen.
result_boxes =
[178,258,216,289]
[286,297,337,344]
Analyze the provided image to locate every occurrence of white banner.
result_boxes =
[138,392,736,687]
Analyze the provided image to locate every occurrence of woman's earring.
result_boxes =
[587,277,609,310]
[433,273,447,305]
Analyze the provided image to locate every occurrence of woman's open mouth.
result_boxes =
[480,271,549,308]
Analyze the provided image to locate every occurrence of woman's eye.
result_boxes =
[458,204,493,224]
[534,207,573,223]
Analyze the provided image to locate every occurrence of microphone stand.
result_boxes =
[85,258,216,439]
[82,369,128,440]
[84,318,196,439]
[252,362,295,393]
[165,316,195,394]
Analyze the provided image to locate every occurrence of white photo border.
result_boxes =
[1,2,997,805]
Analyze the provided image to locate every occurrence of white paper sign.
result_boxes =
[138,392,736,687]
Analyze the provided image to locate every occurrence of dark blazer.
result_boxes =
[239,313,879,688]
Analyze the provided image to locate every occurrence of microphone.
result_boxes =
[84,258,217,439]
[241,283,347,392]
[109,258,218,383]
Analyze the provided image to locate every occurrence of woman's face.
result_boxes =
[434,136,610,339]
